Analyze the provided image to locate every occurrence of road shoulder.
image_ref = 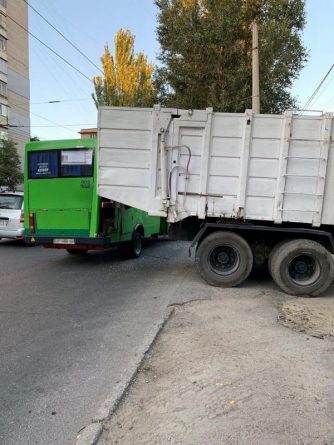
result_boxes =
[99,285,334,445]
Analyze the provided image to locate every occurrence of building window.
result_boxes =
[0,80,6,96]
[0,35,6,51]
[0,103,7,116]
[0,57,7,74]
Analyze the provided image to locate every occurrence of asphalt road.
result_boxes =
[0,238,192,445]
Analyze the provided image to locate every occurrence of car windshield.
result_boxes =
[0,194,22,209]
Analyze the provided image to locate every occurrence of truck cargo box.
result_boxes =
[98,106,334,227]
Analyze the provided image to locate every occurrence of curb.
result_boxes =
[76,424,102,445]
[76,306,175,445]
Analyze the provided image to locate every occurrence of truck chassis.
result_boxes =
[174,220,334,296]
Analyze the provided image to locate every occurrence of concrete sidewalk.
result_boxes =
[99,272,334,445]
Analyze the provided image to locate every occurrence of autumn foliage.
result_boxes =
[93,29,155,108]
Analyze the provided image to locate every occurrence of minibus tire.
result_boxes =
[126,232,142,259]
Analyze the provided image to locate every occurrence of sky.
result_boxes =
[27,0,334,141]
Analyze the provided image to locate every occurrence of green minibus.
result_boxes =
[24,138,166,256]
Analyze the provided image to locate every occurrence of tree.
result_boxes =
[154,0,308,113]
[30,136,40,142]
[93,28,156,107]
[0,138,23,190]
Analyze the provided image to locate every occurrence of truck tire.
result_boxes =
[195,231,253,287]
[268,239,334,296]
[66,249,88,255]
[125,231,142,259]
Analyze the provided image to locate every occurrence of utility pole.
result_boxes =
[252,22,260,113]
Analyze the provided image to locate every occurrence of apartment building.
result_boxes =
[0,0,30,162]
[79,128,97,139]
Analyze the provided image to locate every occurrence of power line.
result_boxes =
[30,44,93,124]
[8,123,96,128]
[30,44,93,123]
[9,127,30,137]
[23,0,103,75]
[7,53,29,69]
[135,0,156,18]
[300,64,334,114]
[9,100,79,133]
[7,14,94,84]
[31,98,92,104]
[31,0,103,46]
[320,72,334,110]
[1,123,44,140]
[21,5,145,103]
[25,9,147,100]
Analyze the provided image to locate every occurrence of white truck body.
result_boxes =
[97,105,334,227]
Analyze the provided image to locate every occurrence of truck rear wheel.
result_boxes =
[269,239,334,296]
[195,231,253,287]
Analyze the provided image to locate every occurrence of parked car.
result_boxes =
[0,191,24,241]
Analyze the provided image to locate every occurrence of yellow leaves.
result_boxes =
[182,0,205,6]
[181,0,208,16]
[93,28,155,107]
[182,0,196,6]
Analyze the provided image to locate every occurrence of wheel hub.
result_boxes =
[295,260,308,274]
[217,251,229,264]
[288,254,319,284]
[208,245,240,276]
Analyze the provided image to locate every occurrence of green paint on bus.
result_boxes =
[24,138,166,253]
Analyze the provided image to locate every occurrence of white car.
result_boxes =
[0,191,24,241]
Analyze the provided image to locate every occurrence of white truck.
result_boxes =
[97,105,334,296]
